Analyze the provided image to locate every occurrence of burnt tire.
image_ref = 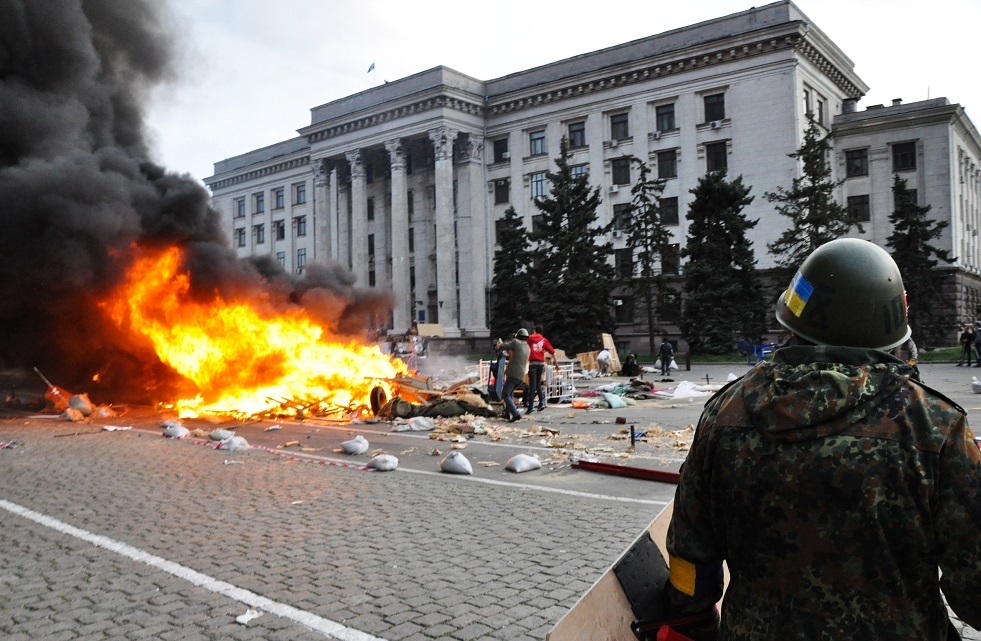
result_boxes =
[370,386,388,416]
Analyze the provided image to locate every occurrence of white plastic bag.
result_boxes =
[218,436,250,451]
[654,359,662,369]
[973,377,981,394]
[439,451,473,474]
[669,359,679,370]
[366,454,399,471]
[210,429,235,441]
[406,416,435,431]
[340,434,369,454]
[162,420,189,439]
[505,454,542,473]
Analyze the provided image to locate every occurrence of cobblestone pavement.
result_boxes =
[0,361,978,640]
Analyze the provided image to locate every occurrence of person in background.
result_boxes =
[656,239,981,640]
[658,338,674,376]
[974,321,981,368]
[957,323,975,366]
[893,334,920,378]
[596,348,613,376]
[496,329,530,423]
[525,325,556,413]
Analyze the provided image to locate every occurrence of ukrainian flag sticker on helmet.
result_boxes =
[784,271,813,317]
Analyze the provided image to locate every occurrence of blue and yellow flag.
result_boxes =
[784,270,813,317]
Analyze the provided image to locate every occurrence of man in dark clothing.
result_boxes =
[496,329,530,423]
[525,325,556,412]
[656,239,981,640]
[957,324,975,366]
[658,339,674,376]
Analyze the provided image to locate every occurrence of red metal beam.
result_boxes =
[572,459,681,484]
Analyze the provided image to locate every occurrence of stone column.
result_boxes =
[458,134,489,336]
[328,166,340,261]
[312,159,332,262]
[429,126,460,336]
[346,149,369,285]
[386,138,411,333]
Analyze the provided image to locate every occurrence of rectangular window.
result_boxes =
[657,150,678,179]
[568,121,586,148]
[274,220,285,240]
[613,204,631,231]
[655,104,676,132]
[704,93,726,122]
[294,183,306,205]
[368,233,375,256]
[893,142,916,171]
[407,190,414,221]
[235,198,246,218]
[494,138,510,163]
[408,227,415,253]
[276,251,285,267]
[532,214,546,234]
[845,149,869,177]
[706,141,727,173]
[295,215,307,237]
[612,157,631,185]
[367,197,375,221]
[529,130,546,156]
[254,223,265,244]
[661,197,679,225]
[274,188,284,209]
[531,171,548,198]
[235,227,246,248]
[254,193,265,214]
[410,265,416,291]
[614,297,634,324]
[369,270,376,287]
[296,248,306,272]
[847,195,871,222]
[571,164,589,179]
[803,89,812,117]
[365,163,374,184]
[817,99,826,126]
[610,113,629,140]
[494,179,510,205]
[661,244,680,275]
[615,248,633,280]
[659,291,681,323]
[494,218,506,245]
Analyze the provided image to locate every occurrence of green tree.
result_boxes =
[530,138,615,354]
[885,174,954,345]
[766,116,862,270]
[681,172,766,354]
[489,206,533,339]
[623,157,672,354]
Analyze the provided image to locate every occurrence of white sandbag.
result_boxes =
[366,454,399,471]
[340,434,369,455]
[654,359,662,369]
[602,392,628,409]
[68,393,93,416]
[210,429,235,441]
[669,359,679,370]
[406,416,435,431]
[162,421,189,439]
[439,451,473,475]
[505,454,542,473]
[218,436,249,451]
[973,377,981,394]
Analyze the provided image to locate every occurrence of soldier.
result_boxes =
[655,239,981,640]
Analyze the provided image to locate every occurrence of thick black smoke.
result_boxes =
[0,0,389,402]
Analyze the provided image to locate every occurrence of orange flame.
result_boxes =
[102,245,407,417]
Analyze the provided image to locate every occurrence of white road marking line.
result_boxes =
[0,499,389,641]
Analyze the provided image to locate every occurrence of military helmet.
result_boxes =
[775,238,910,350]
[515,328,529,338]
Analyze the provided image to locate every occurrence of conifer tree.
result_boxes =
[530,138,615,354]
[885,174,954,345]
[489,206,533,339]
[624,157,672,354]
[680,172,766,354]
[766,116,862,269]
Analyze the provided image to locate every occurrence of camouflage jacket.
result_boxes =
[665,345,981,640]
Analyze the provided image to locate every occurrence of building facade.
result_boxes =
[205,0,981,352]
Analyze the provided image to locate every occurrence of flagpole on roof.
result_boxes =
[367,61,376,87]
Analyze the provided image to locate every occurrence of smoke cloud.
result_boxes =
[0,0,388,401]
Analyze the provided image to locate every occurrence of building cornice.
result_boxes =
[206,156,309,191]
[794,39,865,98]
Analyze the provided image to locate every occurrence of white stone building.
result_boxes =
[205,0,981,352]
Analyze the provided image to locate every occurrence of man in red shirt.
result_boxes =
[526,325,557,412]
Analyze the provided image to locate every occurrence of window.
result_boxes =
[276,251,285,267]
[368,234,375,256]
[655,104,675,132]
[568,121,586,148]
[615,248,633,280]
[254,192,265,214]
[368,270,376,287]
[816,99,826,127]
[704,93,726,122]
[495,218,507,244]
[845,149,869,177]
[657,150,677,179]
[254,224,265,244]
[529,130,546,156]
[235,198,245,218]
[847,195,871,222]
[367,197,375,221]
[661,244,680,275]
[235,227,246,248]
[894,188,918,209]
[613,204,630,231]
[612,157,631,185]
[532,214,546,234]
[493,138,509,163]
[659,291,681,323]
[803,89,812,116]
[295,215,307,237]
[494,179,510,205]
[893,142,916,171]
[407,190,414,221]
[365,163,374,184]
[706,142,727,173]
[531,171,547,198]
[274,220,285,241]
[408,228,415,253]
[296,248,306,272]
[661,197,679,225]
[610,113,629,140]
[294,183,306,205]
[273,188,284,209]
[571,164,589,179]
[614,297,634,324]
[410,265,416,291]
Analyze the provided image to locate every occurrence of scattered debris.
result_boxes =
[0,440,23,449]
[235,609,262,625]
